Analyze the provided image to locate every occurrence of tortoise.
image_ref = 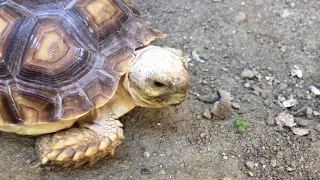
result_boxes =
[0,0,190,167]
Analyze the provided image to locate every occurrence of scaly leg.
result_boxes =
[35,111,124,168]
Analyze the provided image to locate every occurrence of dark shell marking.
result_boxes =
[0,0,163,125]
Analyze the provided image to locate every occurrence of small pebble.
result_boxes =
[291,127,310,136]
[203,109,212,119]
[26,159,32,164]
[248,171,254,177]
[244,82,251,88]
[280,45,287,52]
[159,170,166,175]
[143,151,151,158]
[289,2,295,8]
[266,113,275,126]
[202,80,209,85]
[218,89,232,102]
[223,156,228,160]
[198,93,219,104]
[310,86,320,95]
[313,111,320,116]
[281,9,291,18]
[287,166,295,172]
[278,96,286,102]
[315,124,320,132]
[192,50,204,63]
[241,69,257,79]
[245,161,255,169]
[200,132,206,138]
[275,112,296,128]
[295,118,312,127]
[235,12,247,23]
[141,167,150,174]
[282,99,297,108]
[211,101,232,120]
[291,65,302,78]
[231,102,241,109]
[306,107,313,118]
[222,53,229,58]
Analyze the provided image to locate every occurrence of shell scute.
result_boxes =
[9,81,60,124]
[18,17,95,88]
[11,0,74,11]
[68,0,126,51]
[82,70,119,108]
[0,3,27,79]
[60,84,94,120]
[0,83,21,124]
[101,45,134,78]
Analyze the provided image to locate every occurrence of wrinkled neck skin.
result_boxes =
[107,81,136,118]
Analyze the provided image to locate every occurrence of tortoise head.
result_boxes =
[123,46,190,108]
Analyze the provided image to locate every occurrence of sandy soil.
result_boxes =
[1,0,320,179]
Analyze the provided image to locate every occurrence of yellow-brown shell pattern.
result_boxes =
[0,0,164,125]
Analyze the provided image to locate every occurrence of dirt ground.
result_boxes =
[1,0,320,179]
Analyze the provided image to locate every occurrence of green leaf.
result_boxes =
[239,125,246,131]
[236,119,248,132]
[236,119,242,126]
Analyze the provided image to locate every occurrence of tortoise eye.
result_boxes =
[154,81,166,87]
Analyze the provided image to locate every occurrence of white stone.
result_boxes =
[291,127,310,136]
[275,112,296,128]
[291,65,302,78]
[282,99,297,108]
[310,86,320,95]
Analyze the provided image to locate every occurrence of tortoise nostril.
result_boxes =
[154,81,166,88]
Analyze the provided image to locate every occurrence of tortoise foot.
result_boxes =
[35,115,124,168]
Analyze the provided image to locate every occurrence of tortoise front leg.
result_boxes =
[35,111,124,168]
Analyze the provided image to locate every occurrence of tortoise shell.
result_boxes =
[0,0,163,127]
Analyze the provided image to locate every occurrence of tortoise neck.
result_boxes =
[107,81,136,118]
